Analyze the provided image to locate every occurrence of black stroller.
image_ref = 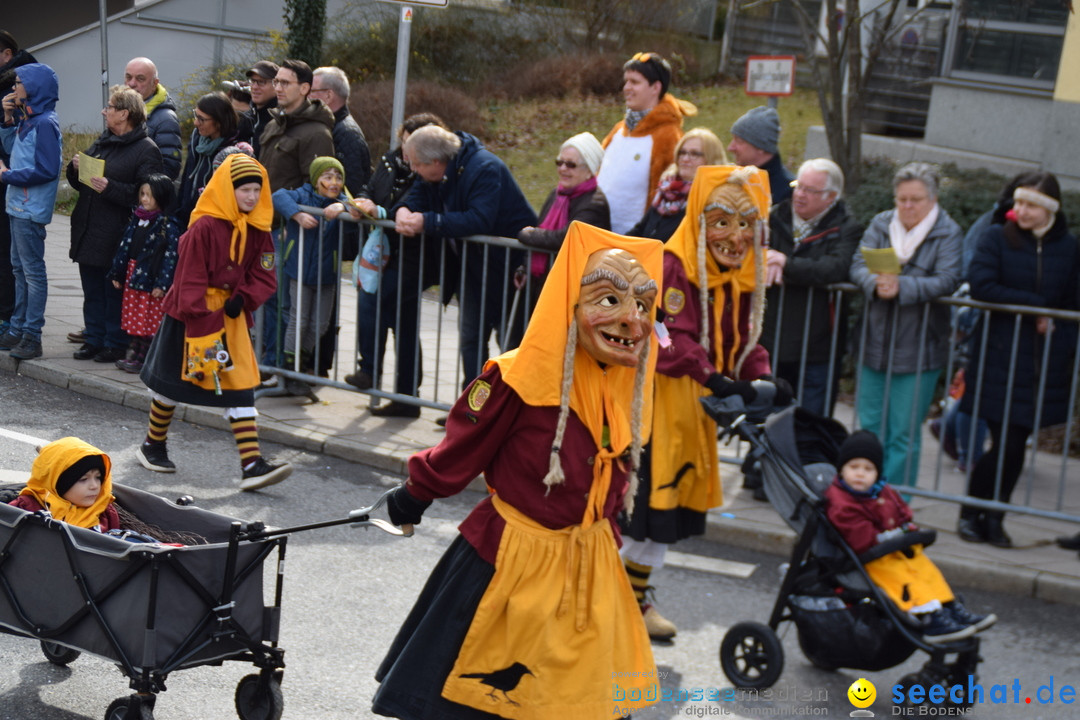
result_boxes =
[0,483,406,720]
[701,392,980,709]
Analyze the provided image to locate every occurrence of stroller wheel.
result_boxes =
[720,621,784,689]
[235,673,284,720]
[40,640,81,666]
[104,695,154,720]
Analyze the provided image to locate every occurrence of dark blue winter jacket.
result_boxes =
[107,213,180,293]
[271,183,345,285]
[961,217,1080,428]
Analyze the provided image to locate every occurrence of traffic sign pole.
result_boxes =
[389,5,413,151]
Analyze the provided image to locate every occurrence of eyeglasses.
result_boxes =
[271,78,294,88]
[790,181,830,196]
[677,149,705,159]
[104,104,120,111]
[554,159,578,169]
[192,110,211,123]
[309,86,329,94]
[249,77,271,88]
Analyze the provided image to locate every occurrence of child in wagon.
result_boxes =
[825,430,996,643]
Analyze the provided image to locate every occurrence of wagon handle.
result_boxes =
[238,487,413,540]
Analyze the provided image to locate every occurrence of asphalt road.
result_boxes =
[0,374,1077,719]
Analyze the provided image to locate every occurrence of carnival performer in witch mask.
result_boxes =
[620,164,792,641]
[373,222,665,720]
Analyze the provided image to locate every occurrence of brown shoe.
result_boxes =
[641,604,677,641]
[344,371,373,390]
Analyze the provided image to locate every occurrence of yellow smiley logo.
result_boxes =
[847,677,876,709]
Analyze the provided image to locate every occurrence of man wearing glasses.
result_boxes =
[240,60,279,158]
[761,158,862,418]
[597,52,696,235]
[311,66,371,197]
[258,59,335,193]
[123,57,182,180]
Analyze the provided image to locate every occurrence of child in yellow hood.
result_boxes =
[8,437,119,532]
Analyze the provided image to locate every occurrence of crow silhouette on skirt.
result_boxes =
[459,662,534,705]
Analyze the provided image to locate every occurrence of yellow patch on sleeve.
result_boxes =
[663,287,685,315]
[467,380,492,412]
[260,252,276,270]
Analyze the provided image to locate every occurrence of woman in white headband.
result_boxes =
[957,171,1078,548]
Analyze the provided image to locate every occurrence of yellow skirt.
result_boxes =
[648,374,721,514]
[182,288,258,393]
[865,546,954,612]
[442,496,657,719]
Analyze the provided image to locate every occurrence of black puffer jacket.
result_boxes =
[961,217,1080,428]
[66,124,163,268]
[331,105,371,196]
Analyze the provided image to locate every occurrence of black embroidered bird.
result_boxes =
[459,662,534,705]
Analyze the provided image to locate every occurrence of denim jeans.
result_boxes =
[79,262,126,349]
[775,360,832,418]
[8,217,48,341]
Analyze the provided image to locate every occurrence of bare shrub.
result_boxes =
[350,80,486,159]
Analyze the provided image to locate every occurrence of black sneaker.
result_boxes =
[94,346,127,363]
[73,343,103,360]
[0,332,21,350]
[9,337,42,360]
[239,458,293,491]
[344,371,373,390]
[921,609,977,643]
[370,401,421,418]
[946,601,997,632]
[137,441,176,473]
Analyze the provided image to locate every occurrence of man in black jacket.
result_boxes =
[311,66,371,197]
[123,57,182,179]
[761,158,862,417]
[240,60,279,158]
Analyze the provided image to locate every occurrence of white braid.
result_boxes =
[697,213,709,353]
[625,336,650,516]
[734,218,767,378]
[542,321,578,491]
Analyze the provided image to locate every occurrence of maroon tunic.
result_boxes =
[406,364,629,564]
[656,252,770,383]
[824,480,913,555]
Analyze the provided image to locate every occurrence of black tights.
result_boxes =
[965,420,1031,505]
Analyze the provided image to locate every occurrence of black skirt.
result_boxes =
[140,315,256,408]
[372,535,501,720]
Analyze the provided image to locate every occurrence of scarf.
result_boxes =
[532,177,599,276]
[19,437,115,529]
[836,475,886,499]
[624,107,649,132]
[889,203,939,264]
[134,206,161,226]
[188,153,273,263]
[190,134,227,196]
[651,174,691,217]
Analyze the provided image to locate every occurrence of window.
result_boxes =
[946,0,1069,87]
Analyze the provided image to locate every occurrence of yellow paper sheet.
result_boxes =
[77,152,105,187]
[861,246,902,274]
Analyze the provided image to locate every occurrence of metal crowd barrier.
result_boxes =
[256,208,1080,524]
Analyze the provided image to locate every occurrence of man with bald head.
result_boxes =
[124,57,182,179]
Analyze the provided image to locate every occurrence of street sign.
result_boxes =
[379,0,449,7]
[745,56,796,96]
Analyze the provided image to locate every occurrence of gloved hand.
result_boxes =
[224,295,244,319]
[757,374,794,406]
[386,484,432,527]
[704,373,756,403]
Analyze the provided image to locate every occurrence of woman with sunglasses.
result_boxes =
[175,91,238,228]
[628,127,726,241]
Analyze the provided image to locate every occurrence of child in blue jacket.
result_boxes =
[271,156,360,377]
[0,62,62,360]
[107,173,180,372]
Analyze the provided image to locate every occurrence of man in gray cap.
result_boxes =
[238,60,279,157]
[727,105,793,205]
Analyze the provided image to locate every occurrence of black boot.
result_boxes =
[956,507,986,543]
[983,512,1013,548]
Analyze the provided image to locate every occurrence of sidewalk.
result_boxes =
[4,214,1080,606]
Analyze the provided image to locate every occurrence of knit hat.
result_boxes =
[246,60,278,80]
[229,153,263,188]
[624,52,672,97]
[212,142,255,172]
[837,430,883,477]
[309,156,345,188]
[730,106,781,155]
[56,454,106,498]
[561,132,604,175]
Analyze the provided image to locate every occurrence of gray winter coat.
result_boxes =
[850,207,963,373]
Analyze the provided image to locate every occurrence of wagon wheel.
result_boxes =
[719,621,784,689]
[40,640,81,666]
[235,673,284,720]
[104,695,155,720]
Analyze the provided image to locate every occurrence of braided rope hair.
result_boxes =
[734,217,767,379]
[541,292,652,516]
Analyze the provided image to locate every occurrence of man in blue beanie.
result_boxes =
[728,105,793,205]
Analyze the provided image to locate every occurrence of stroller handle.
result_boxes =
[240,487,414,540]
